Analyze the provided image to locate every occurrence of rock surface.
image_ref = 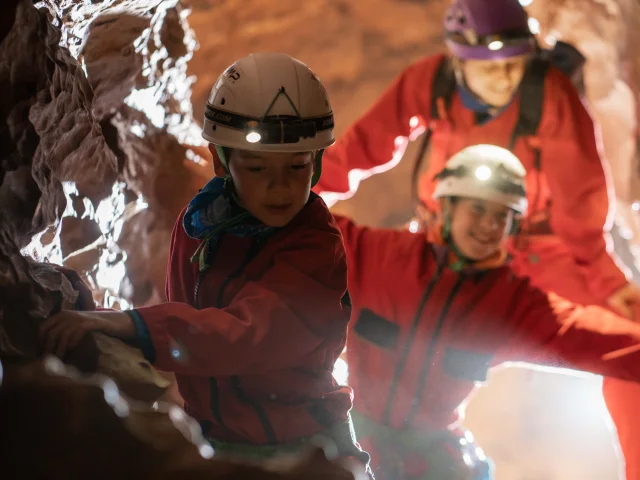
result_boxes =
[0,357,367,480]
[0,0,173,403]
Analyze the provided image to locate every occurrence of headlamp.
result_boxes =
[446,29,534,50]
[205,86,334,146]
[434,163,526,197]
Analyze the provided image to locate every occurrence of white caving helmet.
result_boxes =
[433,144,528,215]
[202,52,335,186]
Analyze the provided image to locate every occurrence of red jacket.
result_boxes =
[133,197,353,444]
[315,53,627,301]
[336,214,640,432]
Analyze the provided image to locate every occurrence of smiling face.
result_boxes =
[447,197,515,261]
[459,54,529,107]
[210,144,315,227]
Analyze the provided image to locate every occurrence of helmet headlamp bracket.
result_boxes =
[204,85,334,146]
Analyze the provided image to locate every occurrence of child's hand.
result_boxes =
[39,310,135,359]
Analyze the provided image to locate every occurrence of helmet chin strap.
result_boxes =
[214,145,246,208]
[311,150,324,188]
[442,208,473,273]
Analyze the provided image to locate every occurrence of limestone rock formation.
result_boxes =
[25,0,212,309]
[0,0,174,403]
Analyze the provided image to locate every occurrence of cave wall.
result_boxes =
[18,0,214,310]
[0,0,116,356]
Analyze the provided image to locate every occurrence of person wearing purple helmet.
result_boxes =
[311,0,640,478]
[444,0,534,60]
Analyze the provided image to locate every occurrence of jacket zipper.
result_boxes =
[221,237,278,444]
[193,232,227,309]
[404,274,465,427]
[200,235,277,443]
[383,261,445,425]
[215,237,266,307]
[193,234,226,429]
[194,271,205,308]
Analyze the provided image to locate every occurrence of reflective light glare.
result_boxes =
[199,444,215,459]
[102,379,121,406]
[487,40,504,51]
[528,17,540,35]
[125,87,166,128]
[333,357,349,385]
[95,257,126,293]
[409,220,420,234]
[476,446,487,461]
[409,116,419,128]
[545,33,558,47]
[44,356,66,375]
[169,406,185,422]
[246,131,261,143]
[475,165,492,181]
[519,0,533,6]
[112,398,130,417]
[465,430,475,442]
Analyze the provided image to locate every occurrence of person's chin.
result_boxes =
[489,93,514,108]
[465,252,487,262]
[256,209,296,227]
[461,242,494,262]
[269,218,291,227]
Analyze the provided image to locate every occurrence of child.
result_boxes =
[39,52,369,468]
[329,144,640,479]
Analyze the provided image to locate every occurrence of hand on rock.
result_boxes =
[39,310,135,359]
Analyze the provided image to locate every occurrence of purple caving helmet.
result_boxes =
[444,0,536,60]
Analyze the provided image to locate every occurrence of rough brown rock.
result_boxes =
[0,243,170,402]
[0,0,117,240]
[0,0,170,403]
[0,357,366,480]
[31,0,211,308]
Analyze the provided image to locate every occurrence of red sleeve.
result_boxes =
[135,229,350,377]
[333,214,423,319]
[314,56,439,207]
[540,69,629,300]
[498,279,640,381]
